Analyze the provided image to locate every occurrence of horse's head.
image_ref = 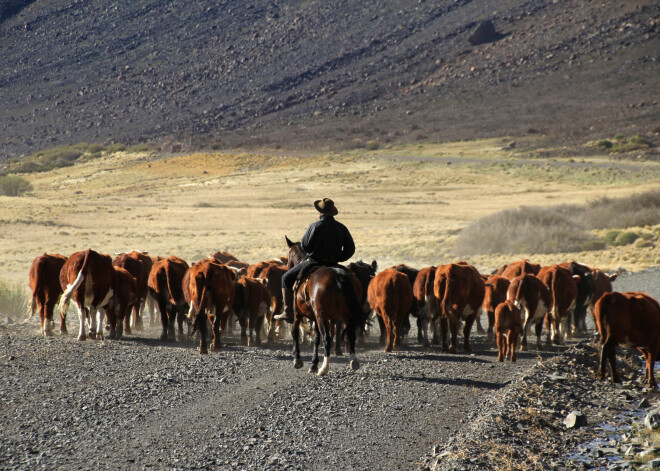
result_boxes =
[285,236,306,268]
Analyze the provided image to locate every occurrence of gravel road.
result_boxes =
[1,267,657,470]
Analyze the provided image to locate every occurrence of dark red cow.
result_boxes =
[482,274,511,342]
[28,253,67,336]
[494,300,523,362]
[507,274,552,350]
[498,259,541,280]
[187,258,236,354]
[233,277,271,346]
[536,265,579,344]
[105,266,138,339]
[367,268,414,352]
[412,266,437,347]
[58,249,115,341]
[148,256,190,342]
[113,250,152,334]
[434,262,485,353]
[259,263,287,342]
[595,291,660,388]
[559,260,595,335]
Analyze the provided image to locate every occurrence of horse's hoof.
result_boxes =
[125,327,132,336]
[350,359,359,371]
[77,335,86,341]
[449,346,457,354]
[159,333,168,341]
[293,358,303,369]
[317,368,329,377]
[308,366,318,373]
[520,344,528,352]
[199,347,208,355]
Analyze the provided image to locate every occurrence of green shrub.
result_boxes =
[611,135,652,153]
[365,140,380,151]
[126,143,158,153]
[613,133,624,141]
[639,232,655,241]
[106,143,127,153]
[635,239,654,248]
[594,139,613,149]
[604,230,621,244]
[0,279,28,318]
[613,231,639,246]
[0,175,33,196]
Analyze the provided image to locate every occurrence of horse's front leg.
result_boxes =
[318,320,332,376]
[309,322,321,373]
[291,318,303,369]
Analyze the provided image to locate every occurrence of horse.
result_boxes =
[285,236,367,375]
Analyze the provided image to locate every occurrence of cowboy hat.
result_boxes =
[314,198,338,216]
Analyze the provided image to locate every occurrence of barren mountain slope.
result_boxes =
[1,0,658,159]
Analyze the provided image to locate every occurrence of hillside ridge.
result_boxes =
[1,0,658,159]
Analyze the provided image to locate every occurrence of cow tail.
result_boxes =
[165,265,179,307]
[336,270,367,332]
[27,291,37,320]
[58,249,91,319]
[548,271,558,318]
[443,268,453,317]
[424,270,436,317]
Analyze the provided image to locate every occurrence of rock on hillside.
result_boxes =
[0,0,658,159]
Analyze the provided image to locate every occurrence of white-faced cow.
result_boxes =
[58,249,115,341]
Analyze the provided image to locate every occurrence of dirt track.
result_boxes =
[1,319,559,470]
[1,267,656,470]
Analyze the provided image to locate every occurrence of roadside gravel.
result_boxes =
[1,267,657,470]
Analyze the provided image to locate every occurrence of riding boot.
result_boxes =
[273,288,294,323]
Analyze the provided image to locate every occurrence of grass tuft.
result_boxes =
[0,279,28,318]
[0,175,33,196]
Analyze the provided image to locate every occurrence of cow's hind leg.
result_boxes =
[196,311,208,354]
[333,321,343,356]
[463,313,477,352]
[211,314,222,352]
[318,321,332,376]
[76,305,87,341]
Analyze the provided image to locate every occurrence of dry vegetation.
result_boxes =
[0,139,659,308]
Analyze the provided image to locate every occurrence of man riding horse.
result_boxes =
[274,198,355,324]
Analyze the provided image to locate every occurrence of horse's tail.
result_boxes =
[336,270,367,332]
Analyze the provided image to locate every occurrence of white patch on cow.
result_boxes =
[99,288,114,310]
[43,318,54,337]
[621,336,635,348]
[76,305,87,341]
[461,305,475,320]
[532,300,547,323]
[318,356,330,376]
[258,302,268,317]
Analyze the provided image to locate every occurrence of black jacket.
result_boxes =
[301,215,355,264]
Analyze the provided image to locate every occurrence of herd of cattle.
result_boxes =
[26,248,660,386]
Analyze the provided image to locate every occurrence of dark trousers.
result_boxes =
[281,261,314,290]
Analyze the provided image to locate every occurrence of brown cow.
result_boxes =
[536,265,579,345]
[368,268,414,352]
[113,251,152,334]
[259,263,287,342]
[187,258,236,354]
[58,249,115,341]
[105,266,138,339]
[507,274,552,350]
[482,274,511,342]
[434,262,485,353]
[498,259,541,280]
[148,256,190,342]
[412,266,437,347]
[28,253,67,336]
[595,291,660,388]
[211,251,239,263]
[233,277,271,346]
[591,269,617,314]
[494,300,523,362]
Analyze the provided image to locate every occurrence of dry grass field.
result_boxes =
[1,138,659,302]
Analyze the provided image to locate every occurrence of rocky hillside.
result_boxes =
[1,0,658,159]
